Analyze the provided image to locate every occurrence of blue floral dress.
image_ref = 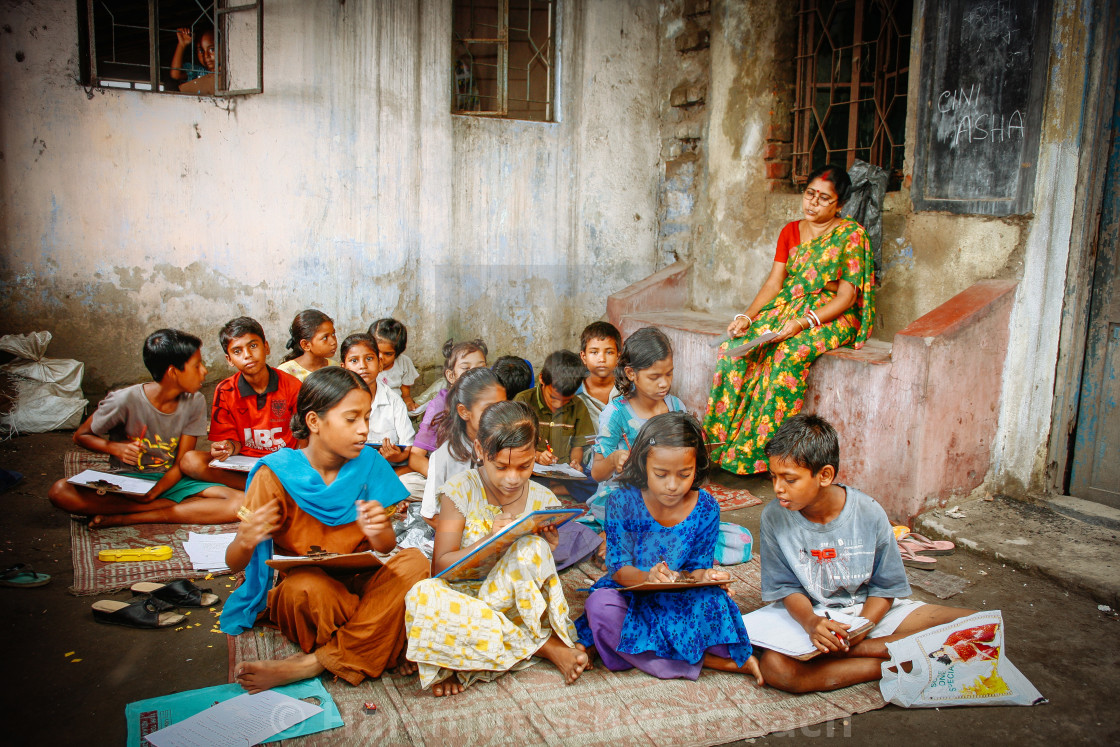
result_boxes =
[575,486,752,669]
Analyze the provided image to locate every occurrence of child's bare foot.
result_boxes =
[390,656,418,676]
[89,514,126,529]
[432,678,464,696]
[235,653,325,694]
[538,634,590,684]
[575,642,595,670]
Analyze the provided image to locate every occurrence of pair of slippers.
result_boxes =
[894,528,955,570]
[91,579,221,629]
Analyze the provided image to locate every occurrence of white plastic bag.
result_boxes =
[0,331,87,434]
[879,610,1045,708]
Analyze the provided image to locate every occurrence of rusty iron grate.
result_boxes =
[452,0,556,122]
[792,0,911,187]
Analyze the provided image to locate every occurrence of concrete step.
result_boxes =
[914,497,1120,609]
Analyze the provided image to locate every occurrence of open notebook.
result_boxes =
[742,603,872,661]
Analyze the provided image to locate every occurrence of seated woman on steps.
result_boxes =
[404,400,590,696]
[220,367,429,692]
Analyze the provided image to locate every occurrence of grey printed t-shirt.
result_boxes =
[760,484,911,608]
[90,383,208,473]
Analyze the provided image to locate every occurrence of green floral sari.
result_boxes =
[703,219,875,474]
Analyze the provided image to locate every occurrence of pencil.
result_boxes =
[621,432,631,450]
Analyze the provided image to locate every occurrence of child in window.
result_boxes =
[277,309,338,382]
[48,329,242,526]
[181,316,301,490]
[222,367,429,691]
[758,414,973,693]
[369,318,419,410]
[576,412,762,684]
[170,26,215,85]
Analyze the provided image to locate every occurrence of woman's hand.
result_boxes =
[238,501,281,548]
[771,318,807,344]
[536,525,560,551]
[646,561,679,583]
[356,499,393,545]
[726,315,752,338]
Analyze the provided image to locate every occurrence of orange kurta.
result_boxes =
[245,466,429,685]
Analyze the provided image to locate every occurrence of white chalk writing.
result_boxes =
[937,83,1024,148]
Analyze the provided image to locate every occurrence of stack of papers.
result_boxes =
[182,532,236,572]
[208,455,259,472]
[742,603,871,660]
[532,463,587,480]
[143,689,324,747]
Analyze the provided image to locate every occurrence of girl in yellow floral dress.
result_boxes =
[404,400,590,696]
[704,165,876,475]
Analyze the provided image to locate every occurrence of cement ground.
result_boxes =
[1,431,1118,746]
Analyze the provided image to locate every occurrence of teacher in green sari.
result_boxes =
[704,165,875,474]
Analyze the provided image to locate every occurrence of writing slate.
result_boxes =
[911,0,1051,215]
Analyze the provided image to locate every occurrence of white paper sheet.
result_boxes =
[143,690,322,747]
[532,463,586,479]
[208,455,260,472]
[67,469,154,496]
[182,532,236,572]
[742,603,869,658]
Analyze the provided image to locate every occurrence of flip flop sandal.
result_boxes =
[0,563,51,588]
[892,525,911,541]
[899,532,956,556]
[898,545,938,570]
[131,579,221,608]
[91,597,186,628]
[97,545,174,563]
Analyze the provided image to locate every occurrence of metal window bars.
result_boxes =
[792,0,911,187]
[452,0,555,121]
[83,0,261,96]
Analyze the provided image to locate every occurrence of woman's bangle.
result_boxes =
[807,309,822,328]
[798,318,808,332]
[734,313,752,327]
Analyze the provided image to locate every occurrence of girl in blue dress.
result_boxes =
[576,411,763,683]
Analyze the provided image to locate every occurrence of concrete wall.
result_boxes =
[0,0,661,391]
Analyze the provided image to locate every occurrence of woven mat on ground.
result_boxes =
[228,558,884,746]
[703,483,763,512]
[907,567,969,599]
[64,449,239,595]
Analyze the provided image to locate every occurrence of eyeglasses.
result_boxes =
[802,188,837,206]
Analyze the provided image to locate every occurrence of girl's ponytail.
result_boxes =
[283,309,333,362]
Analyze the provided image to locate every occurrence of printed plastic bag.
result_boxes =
[714,522,752,566]
[0,331,87,434]
[880,610,1045,708]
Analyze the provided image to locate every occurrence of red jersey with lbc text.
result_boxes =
[208,367,301,457]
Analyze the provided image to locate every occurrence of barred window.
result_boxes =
[792,0,912,188]
[452,0,557,122]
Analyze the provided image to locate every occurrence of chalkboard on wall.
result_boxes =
[911,0,1051,216]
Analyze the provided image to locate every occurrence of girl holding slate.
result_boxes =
[221,367,429,692]
[575,412,764,684]
[405,400,589,696]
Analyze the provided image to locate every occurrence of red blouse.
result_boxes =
[773,221,801,263]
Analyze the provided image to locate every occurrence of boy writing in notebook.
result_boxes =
[181,317,301,490]
[48,329,243,526]
[757,414,973,693]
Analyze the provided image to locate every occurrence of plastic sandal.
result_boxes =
[898,545,937,570]
[0,563,51,588]
[131,579,220,608]
[91,597,186,628]
[892,525,910,541]
[899,532,956,556]
[97,546,174,563]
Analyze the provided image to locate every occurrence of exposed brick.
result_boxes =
[664,153,698,180]
[765,161,791,180]
[686,84,706,105]
[676,121,702,140]
[766,121,792,142]
[676,29,710,53]
[670,84,689,107]
[763,142,791,160]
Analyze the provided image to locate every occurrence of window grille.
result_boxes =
[792,0,911,187]
[452,0,556,122]
[77,0,262,96]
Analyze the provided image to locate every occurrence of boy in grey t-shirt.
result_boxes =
[48,329,242,527]
[756,414,973,694]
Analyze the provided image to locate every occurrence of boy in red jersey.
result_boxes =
[181,317,301,490]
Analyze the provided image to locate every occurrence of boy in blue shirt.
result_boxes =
[48,329,242,527]
[758,414,973,693]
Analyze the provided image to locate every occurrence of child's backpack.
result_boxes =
[714,522,753,566]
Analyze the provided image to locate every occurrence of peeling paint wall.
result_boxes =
[0,0,660,391]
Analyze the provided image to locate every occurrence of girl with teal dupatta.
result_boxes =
[704,165,876,475]
[221,367,429,692]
